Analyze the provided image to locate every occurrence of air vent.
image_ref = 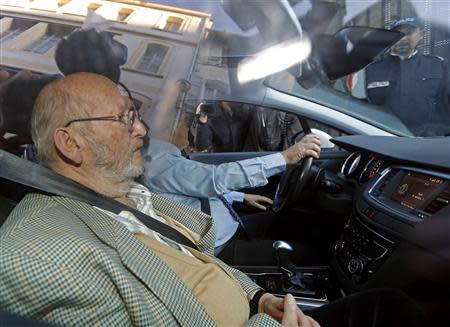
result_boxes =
[372,169,398,196]
[424,185,450,214]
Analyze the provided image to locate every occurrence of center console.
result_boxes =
[333,165,450,290]
[238,265,339,310]
[238,164,450,317]
[334,216,395,284]
[237,240,342,310]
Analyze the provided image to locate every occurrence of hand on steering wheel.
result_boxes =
[281,134,321,164]
[273,134,321,212]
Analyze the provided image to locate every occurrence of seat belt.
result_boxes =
[200,197,211,215]
[0,150,199,251]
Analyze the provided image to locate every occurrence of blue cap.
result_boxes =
[391,17,423,30]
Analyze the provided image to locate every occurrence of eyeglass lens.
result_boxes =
[127,108,136,132]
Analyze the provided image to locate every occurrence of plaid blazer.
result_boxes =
[0,193,281,326]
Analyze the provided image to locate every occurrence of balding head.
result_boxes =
[31,72,147,199]
[31,73,120,166]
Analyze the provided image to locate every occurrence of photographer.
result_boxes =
[192,100,252,152]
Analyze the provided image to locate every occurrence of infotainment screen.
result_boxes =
[391,172,444,210]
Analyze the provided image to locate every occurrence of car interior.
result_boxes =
[2,115,450,325]
[1,0,450,325]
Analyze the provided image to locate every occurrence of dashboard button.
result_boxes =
[364,207,376,218]
[348,258,364,274]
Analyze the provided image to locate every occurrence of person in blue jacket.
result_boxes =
[365,17,450,135]
[140,135,321,263]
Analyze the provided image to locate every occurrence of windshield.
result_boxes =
[1,0,449,155]
[264,0,450,137]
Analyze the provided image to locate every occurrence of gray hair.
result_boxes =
[31,85,90,166]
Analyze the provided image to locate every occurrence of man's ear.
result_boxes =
[54,128,83,164]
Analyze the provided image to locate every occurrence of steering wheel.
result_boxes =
[273,156,313,212]
[273,116,315,212]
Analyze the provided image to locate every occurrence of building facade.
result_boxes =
[0,0,213,142]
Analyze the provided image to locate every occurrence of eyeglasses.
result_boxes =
[64,105,142,133]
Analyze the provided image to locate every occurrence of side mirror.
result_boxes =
[297,26,404,88]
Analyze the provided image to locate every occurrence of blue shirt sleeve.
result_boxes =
[141,139,286,198]
[223,191,245,204]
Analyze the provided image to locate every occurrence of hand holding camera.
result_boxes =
[195,103,214,124]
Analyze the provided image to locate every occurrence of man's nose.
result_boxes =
[132,118,148,138]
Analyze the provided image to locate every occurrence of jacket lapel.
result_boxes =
[54,196,215,327]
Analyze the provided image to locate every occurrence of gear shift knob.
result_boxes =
[273,240,293,251]
[273,240,296,276]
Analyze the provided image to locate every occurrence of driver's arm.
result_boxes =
[141,140,286,198]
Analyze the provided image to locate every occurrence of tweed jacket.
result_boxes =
[0,192,281,326]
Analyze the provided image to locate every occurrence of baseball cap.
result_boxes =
[391,17,423,30]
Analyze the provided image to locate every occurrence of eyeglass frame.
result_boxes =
[64,82,143,133]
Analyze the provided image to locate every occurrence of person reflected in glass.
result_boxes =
[192,101,252,152]
[365,17,450,135]
[244,107,304,152]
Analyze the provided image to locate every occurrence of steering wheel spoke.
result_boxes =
[273,157,313,212]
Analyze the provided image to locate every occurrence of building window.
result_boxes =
[0,27,24,44]
[58,0,71,8]
[136,44,168,74]
[164,16,183,32]
[204,86,216,100]
[88,3,101,12]
[23,33,63,54]
[23,25,72,54]
[0,18,35,44]
[117,8,133,21]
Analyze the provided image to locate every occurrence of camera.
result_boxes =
[195,102,214,118]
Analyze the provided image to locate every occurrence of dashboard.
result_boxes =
[329,135,450,296]
[341,152,450,221]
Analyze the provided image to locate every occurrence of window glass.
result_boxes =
[266,0,450,137]
[1,0,449,154]
[88,3,101,11]
[136,44,168,73]
[183,102,339,153]
[23,24,72,54]
[0,17,35,44]
[24,32,64,54]
[117,8,133,22]
[57,0,71,8]
[0,26,23,43]
[164,16,183,32]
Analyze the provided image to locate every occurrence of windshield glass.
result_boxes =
[1,0,449,155]
[264,0,450,137]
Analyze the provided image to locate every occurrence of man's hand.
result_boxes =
[244,194,273,210]
[259,293,320,326]
[281,134,321,165]
[281,294,320,327]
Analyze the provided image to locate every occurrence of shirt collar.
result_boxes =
[126,182,162,220]
[390,49,418,60]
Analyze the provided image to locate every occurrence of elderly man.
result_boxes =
[0,73,425,327]
[0,72,318,326]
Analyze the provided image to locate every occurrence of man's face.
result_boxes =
[391,25,424,57]
[83,84,147,183]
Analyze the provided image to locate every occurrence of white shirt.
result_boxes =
[97,182,194,256]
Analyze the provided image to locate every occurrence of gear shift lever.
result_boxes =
[273,240,296,277]
[273,241,315,295]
